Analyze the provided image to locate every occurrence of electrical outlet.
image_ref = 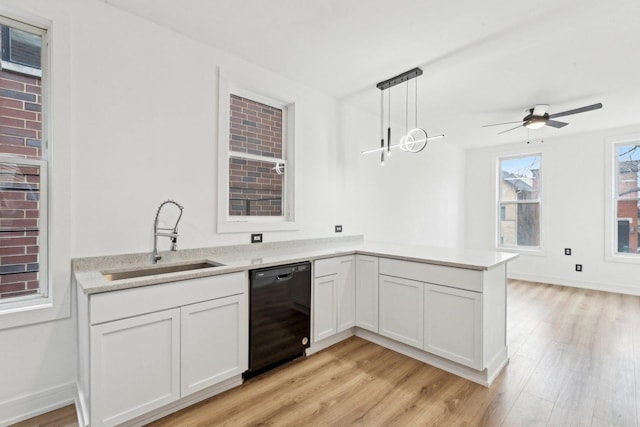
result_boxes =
[575,264,582,272]
[335,225,343,233]
[251,233,263,243]
[564,248,572,256]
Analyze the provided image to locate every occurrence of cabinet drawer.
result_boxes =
[314,255,352,278]
[379,258,482,292]
[90,272,247,325]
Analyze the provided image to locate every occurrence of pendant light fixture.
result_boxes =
[362,67,444,164]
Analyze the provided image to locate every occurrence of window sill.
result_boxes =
[496,246,547,257]
[604,253,640,265]
[0,294,70,330]
[217,218,299,234]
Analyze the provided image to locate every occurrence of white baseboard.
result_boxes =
[306,328,355,356]
[125,375,242,427]
[356,329,503,387]
[508,273,640,296]
[0,382,76,427]
[74,382,89,427]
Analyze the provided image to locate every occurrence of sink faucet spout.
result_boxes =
[153,200,184,263]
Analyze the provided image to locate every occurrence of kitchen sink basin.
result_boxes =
[102,260,225,281]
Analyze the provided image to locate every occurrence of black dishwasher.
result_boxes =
[246,261,311,378]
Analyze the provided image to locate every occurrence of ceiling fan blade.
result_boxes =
[548,103,603,119]
[545,120,569,128]
[532,104,550,116]
[482,120,523,127]
[498,124,524,135]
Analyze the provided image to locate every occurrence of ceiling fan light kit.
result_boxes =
[362,67,444,165]
[484,102,603,137]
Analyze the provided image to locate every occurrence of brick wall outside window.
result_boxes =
[0,67,42,300]
[228,94,284,216]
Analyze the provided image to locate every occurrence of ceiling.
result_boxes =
[101,0,640,149]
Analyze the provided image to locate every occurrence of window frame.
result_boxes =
[605,135,640,264]
[0,10,65,329]
[0,24,42,78]
[217,72,297,233]
[0,156,48,310]
[496,152,543,253]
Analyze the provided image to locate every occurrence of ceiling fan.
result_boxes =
[483,102,603,134]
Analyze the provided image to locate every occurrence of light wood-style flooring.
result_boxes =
[15,280,640,426]
[10,404,77,427]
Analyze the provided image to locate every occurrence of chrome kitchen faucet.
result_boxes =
[152,200,184,263]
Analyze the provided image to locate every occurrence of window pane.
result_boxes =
[616,199,640,254]
[229,95,282,159]
[229,157,283,217]
[617,144,640,199]
[0,21,43,302]
[7,27,41,69]
[0,161,40,299]
[500,155,540,201]
[499,202,540,247]
[0,25,42,160]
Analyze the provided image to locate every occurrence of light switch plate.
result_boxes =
[251,233,263,243]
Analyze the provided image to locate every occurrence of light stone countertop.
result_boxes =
[73,235,518,295]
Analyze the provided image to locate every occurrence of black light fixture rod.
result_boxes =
[376,67,423,91]
[387,87,391,154]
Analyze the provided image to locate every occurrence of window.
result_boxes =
[0,17,47,308]
[614,143,640,255]
[228,94,286,217]
[498,154,541,249]
[218,77,296,232]
[1,25,42,77]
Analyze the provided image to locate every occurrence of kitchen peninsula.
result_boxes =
[73,236,517,427]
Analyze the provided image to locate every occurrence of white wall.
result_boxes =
[338,103,466,248]
[0,0,75,424]
[0,0,343,423]
[465,124,640,295]
[70,1,341,257]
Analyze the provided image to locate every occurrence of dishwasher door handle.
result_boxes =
[276,273,292,281]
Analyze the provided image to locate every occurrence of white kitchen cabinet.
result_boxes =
[79,272,248,427]
[181,294,248,397]
[313,274,337,341]
[377,258,508,386]
[313,256,355,342]
[424,283,482,370]
[355,255,378,332]
[336,256,356,331]
[379,274,424,349]
[90,308,181,426]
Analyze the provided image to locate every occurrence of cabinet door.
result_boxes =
[90,309,180,427]
[336,256,356,332]
[379,275,424,349]
[313,275,337,341]
[424,283,482,370]
[355,255,379,332]
[181,294,248,397]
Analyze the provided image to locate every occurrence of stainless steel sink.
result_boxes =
[102,261,224,281]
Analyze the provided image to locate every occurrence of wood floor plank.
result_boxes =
[501,391,554,426]
[546,370,598,426]
[9,405,77,427]
[463,353,540,426]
